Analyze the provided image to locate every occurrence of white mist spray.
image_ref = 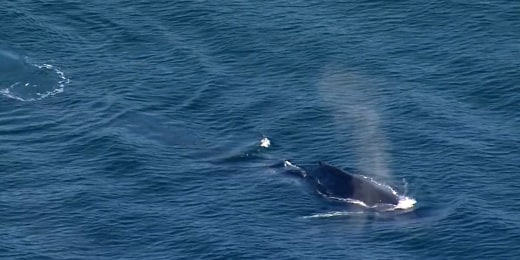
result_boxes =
[317,67,415,210]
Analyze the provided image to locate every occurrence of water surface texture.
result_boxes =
[1,1,519,259]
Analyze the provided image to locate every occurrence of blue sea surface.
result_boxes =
[1,1,519,259]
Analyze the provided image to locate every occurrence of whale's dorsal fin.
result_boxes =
[318,161,327,166]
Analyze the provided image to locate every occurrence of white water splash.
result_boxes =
[260,137,271,148]
[283,160,296,168]
[395,196,417,210]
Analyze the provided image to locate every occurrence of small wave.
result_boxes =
[326,195,416,211]
[324,195,369,207]
[302,211,365,219]
[1,60,69,102]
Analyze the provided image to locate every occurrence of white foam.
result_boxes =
[395,196,417,210]
[283,160,303,170]
[303,211,365,219]
[326,190,417,211]
[1,62,69,102]
[283,160,294,167]
[0,87,25,101]
[260,137,270,148]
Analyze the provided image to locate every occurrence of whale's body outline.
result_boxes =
[285,161,400,207]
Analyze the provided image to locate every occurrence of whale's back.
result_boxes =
[308,162,399,206]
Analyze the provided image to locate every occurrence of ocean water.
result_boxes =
[1,1,519,259]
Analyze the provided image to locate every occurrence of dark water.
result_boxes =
[1,1,519,259]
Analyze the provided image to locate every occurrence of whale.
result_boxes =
[284,161,400,207]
